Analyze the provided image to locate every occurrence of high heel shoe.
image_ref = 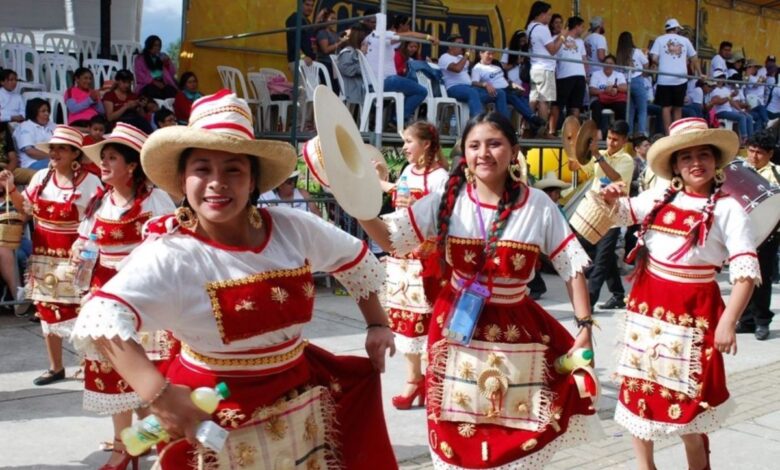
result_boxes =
[99,439,139,470]
[392,379,425,410]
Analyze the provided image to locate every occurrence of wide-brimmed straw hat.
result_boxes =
[647,118,738,180]
[534,171,571,190]
[35,125,84,153]
[83,123,149,164]
[140,89,296,200]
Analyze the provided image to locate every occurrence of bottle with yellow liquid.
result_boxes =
[554,348,594,374]
[121,382,230,456]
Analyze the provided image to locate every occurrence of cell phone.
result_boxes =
[443,282,489,345]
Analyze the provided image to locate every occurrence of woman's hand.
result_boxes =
[600,182,625,205]
[714,319,738,355]
[568,327,595,367]
[150,384,211,444]
[0,170,15,192]
[365,326,396,373]
[485,83,497,97]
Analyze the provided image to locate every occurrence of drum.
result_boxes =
[721,159,780,245]
[561,177,594,221]
[569,190,615,245]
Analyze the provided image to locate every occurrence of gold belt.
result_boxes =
[648,261,715,280]
[182,341,307,367]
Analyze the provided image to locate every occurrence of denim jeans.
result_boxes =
[716,110,753,138]
[506,92,535,120]
[384,75,427,121]
[29,159,49,170]
[628,76,648,134]
[682,103,703,119]
[750,105,769,130]
[475,87,510,119]
[446,84,484,116]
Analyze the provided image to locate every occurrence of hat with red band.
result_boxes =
[83,122,149,164]
[35,125,85,153]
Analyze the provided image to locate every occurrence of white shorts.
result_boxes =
[530,69,557,102]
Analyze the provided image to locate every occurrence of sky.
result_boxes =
[140,0,183,48]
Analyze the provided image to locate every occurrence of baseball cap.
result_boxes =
[590,16,603,28]
[712,70,726,79]
[767,55,777,63]
[664,18,681,30]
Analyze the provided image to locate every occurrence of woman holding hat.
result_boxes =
[71,90,396,469]
[76,122,176,470]
[361,112,602,468]
[0,126,103,385]
[601,117,760,470]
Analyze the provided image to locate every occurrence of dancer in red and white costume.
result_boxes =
[72,91,396,469]
[361,113,603,469]
[378,121,449,410]
[0,126,102,386]
[601,118,760,470]
[77,123,176,469]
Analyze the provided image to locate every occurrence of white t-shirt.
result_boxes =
[650,33,696,86]
[584,32,608,73]
[709,86,733,113]
[439,53,472,88]
[589,70,626,93]
[471,62,509,89]
[686,85,704,105]
[710,54,727,76]
[364,31,400,81]
[744,75,767,107]
[0,88,25,122]
[527,21,556,71]
[627,48,649,79]
[643,76,655,102]
[13,119,57,168]
[555,37,586,79]
[766,86,780,114]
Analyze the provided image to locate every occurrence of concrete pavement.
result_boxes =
[0,269,778,469]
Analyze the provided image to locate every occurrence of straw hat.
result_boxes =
[534,171,571,190]
[302,85,383,219]
[140,89,296,200]
[35,125,84,153]
[82,123,149,164]
[647,118,738,180]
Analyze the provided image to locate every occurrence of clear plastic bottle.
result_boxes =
[72,233,99,292]
[554,348,594,374]
[449,113,458,136]
[121,382,230,456]
[395,175,410,208]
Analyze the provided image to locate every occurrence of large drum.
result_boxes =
[569,190,615,245]
[721,159,780,245]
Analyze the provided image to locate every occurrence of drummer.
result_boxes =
[570,120,635,311]
[528,171,571,299]
[737,130,780,340]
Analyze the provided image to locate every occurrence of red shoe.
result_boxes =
[99,440,139,470]
[392,379,425,410]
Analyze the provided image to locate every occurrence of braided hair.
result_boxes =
[405,120,449,171]
[34,145,84,201]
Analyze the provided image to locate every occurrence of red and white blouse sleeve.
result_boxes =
[543,198,590,281]
[71,239,182,357]
[614,189,658,227]
[294,209,385,300]
[382,189,442,256]
[719,198,761,285]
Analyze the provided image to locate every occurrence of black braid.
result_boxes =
[630,183,679,274]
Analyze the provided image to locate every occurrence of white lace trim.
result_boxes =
[614,398,735,441]
[393,333,427,354]
[430,414,604,470]
[332,250,385,300]
[729,254,762,286]
[383,208,424,257]
[550,237,591,282]
[40,318,77,338]
[83,389,141,415]
[70,296,140,358]
[615,197,636,227]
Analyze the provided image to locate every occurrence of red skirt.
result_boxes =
[425,284,599,468]
[156,344,396,470]
[614,268,733,440]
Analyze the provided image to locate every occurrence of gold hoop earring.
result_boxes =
[670,175,684,191]
[714,168,726,184]
[248,205,263,229]
[174,205,198,230]
[508,163,524,182]
[71,160,81,172]
[464,167,475,185]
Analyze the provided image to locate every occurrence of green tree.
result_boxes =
[165,39,181,70]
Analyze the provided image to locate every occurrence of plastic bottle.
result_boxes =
[396,175,410,208]
[554,348,594,374]
[121,382,231,456]
[449,113,457,136]
[72,233,99,292]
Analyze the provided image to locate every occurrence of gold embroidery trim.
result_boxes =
[447,236,541,253]
[95,211,152,224]
[182,341,307,367]
[648,224,689,236]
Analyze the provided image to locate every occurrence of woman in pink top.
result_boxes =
[133,35,177,92]
[64,68,106,127]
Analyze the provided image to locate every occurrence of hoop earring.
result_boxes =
[174,205,198,230]
[670,175,684,191]
[464,167,475,185]
[508,163,524,182]
[248,205,263,229]
[71,160,81,172]
[714,168,726,184]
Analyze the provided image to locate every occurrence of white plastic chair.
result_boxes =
[40,54,79,93]
[216,66,256,104]
[415,71,461,133]
[111,41,141,70]
[256,67,287,82]
[79,36,101,63]
[22,91,68,124]
[0,44,40,85]
[718,119,735,131]
[329,54,348,102]
[43,33,80,56]
[84,58,121,88]
[248,72,292,133]
[0,28,36,49]
[356,50,404,133]
[298,61,333,130]
[154,98,175,111]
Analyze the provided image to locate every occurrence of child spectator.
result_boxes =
[154,108,177,129]
[0,70,25,125]
[82,115,107,146]
[173,72,202,123]
[13,98,56,172]
[64,68,105,127]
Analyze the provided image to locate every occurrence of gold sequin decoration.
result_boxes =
[463,250,477,264]
[652,307,665,319]
[99,361,113,374]
[457,423,476,438]
[668,364,680,379]
[665,311,677,324]
[522,439,538,451]
[415,322,425,334]
[695,317,710,330]
[659,387,672,399]
[458,361,476,381]
[504,324,521,342]
[515,400,529,413]
[650,325,662,337]
[662,210,677,225]
[511,253,526,271]
[676,392,689,402]
[641,381,655,395]
[486,352,503,367]
[669,341,683,356]
[453,391,471,408]
[668,403,682,420]
[629,331,640,342]
[303,282,316,299]
[678,313,693,326]
[217,408,247,428]
[483,324,502,342]
[233,442,257,467]
[638,302,649,314]
[440,441,454,459]
[94,378,105,391]
[265,416,287,440]
[271,286,289,304]
[626,378,640,392]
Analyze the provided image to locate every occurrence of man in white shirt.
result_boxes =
[526,2,567,137]
[743,59,770,130]
[584,16,607,74]
[0,70,25,125]
[438,35,491,117]
[554,16,588,122]
[710,41,731,77]
[649,18,701,133]
[708,71,753,141]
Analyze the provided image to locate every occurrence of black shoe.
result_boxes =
[599,295,626,310]
[735,322,756,334]
[755,325,770,341]
[33,369,65,386]
[530,290,543,300]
